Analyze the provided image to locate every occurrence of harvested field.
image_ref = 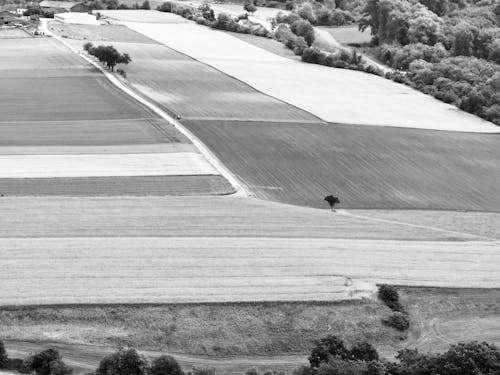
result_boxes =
[0,196,479,240]
[228,31,301,60]
[183,120,500,211]
[0,196,499,305]
[124,18,499,132]
[0,153,217,178]
[0,119,188,146]
[351,210,500,239]
[0,28,31,38]
[63,36,315,122]
[319,25,372,45]
[1,236,498,305]
[0,175,233,196]
[0,176,233,196]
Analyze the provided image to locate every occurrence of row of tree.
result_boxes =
[2,336,500,375]
[83,43,131,71]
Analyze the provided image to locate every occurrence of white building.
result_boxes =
[54,12,100,25]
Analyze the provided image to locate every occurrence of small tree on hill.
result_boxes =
[23,349,73,375]
[244,0,257,15]
[149,356,184,375]
[324,195,340,211]
[96,348,147,375]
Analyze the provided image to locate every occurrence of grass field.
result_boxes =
[0,34,228,195]
[183,120,500,211]
[319,25,372,45]
[50,24,157,43]
[1,288,498,370]
[122,16,499,132]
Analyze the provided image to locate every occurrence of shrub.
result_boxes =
[349,342,379,362]
[297,2,316,23]
[157,1,172,12]
[301,47,327,64]
[149,356,183,375]
[24,349,73,375]
[0,341,7,369]
[290,19,315,45]
[275,11,301,25]
[377,284,402,311]
[96,348,147,375]
[383,312,410,331]
[191,367,216,375]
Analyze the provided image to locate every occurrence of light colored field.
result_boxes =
[351,210,500,239]
[123,17,499,132]
[0,196,499,305]
[0,196,480,240]
[0,153,216,177]
[319,25,372,45]
[98,9,191,23]
[1,236,498,305]
[183,120,500,211]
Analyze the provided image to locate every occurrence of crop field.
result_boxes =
[0,34,228,195]
[0,196,499,305]
[123,17,499,132]
[61,35,316,122]
[98,9,192,23]
[183,120,500,211]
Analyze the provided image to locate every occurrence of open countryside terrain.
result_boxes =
[104,12,500,132]
[54,20,500,210]
[0,35,230,195]
[0,196,499,305]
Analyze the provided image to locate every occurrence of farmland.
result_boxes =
[49,20,500,211]
[0,34,230,195]
[121,18,499,132]
[60,34,315,122]
[0,196,499,306]
[183,120,500,210]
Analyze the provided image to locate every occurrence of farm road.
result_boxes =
[5,340,306,374]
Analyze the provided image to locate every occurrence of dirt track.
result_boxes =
[5,340,307,374]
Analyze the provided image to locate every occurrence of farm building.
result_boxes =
[39,0,89,13]
[0,10,17,24]
[54,11,99,24]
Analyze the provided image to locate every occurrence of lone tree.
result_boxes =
[243,0,257,15]
[324,195,340,211]
[84,43,131,71]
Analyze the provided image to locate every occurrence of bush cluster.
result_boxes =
[296,1,355,26]
[301,47,383,75]
[2,337,500,375]
[157,2,271,37]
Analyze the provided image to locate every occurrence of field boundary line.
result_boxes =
[40,19,248,198]
[336,209,500,243]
